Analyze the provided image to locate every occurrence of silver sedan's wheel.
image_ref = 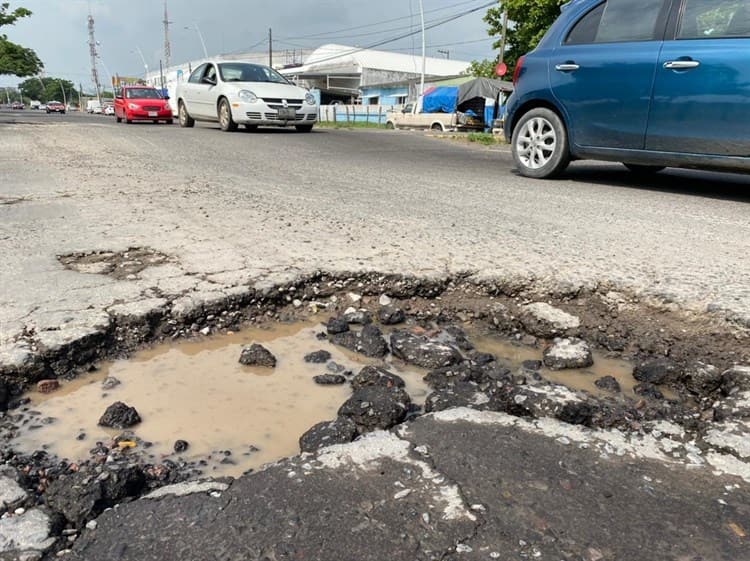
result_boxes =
[219,98,238,132]
[511,108,570,179]
[178,101,195,128]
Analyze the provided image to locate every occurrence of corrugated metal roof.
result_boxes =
[284,44,470,76]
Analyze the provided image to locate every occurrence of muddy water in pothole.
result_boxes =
[13,323,661,478]
[14,323,429,478]
[471,335,677,400]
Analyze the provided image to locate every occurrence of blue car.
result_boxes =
[503,0,750,178]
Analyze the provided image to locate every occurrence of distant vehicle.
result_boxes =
[86,100,102,114]
[103,104,115,115]
[38,104,47,111]
[46,101,65,114]
[385,102,482,133]
[175,61,318,132]
[504,0,750,178]
[114,86,173,124]
[29,100,41,110]
[11,101,24,110]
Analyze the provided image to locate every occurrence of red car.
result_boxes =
[114,86,173,124]
[46,101,65,114]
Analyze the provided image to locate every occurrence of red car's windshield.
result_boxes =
[124,88,163,100]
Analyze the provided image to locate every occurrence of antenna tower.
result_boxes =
[87,14,102,105]
[163,0,172,69]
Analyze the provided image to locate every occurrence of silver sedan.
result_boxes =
[175,61,318,132]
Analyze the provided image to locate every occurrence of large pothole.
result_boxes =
[11,318,669,479]
[1,273,749,556]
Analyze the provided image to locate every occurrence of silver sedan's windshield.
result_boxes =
[218,63,290,84]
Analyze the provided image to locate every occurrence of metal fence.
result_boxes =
[318,104,400,124]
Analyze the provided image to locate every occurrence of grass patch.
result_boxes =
[317,121,387,129]
[467,132,501,145]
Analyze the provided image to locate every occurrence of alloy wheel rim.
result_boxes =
[220,103,229,128]
[516,117,557,169]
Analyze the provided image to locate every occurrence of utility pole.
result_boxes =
[88,13,102,107]
[268,28,273,67]
[437,49,450,59]
[163,0,171,69]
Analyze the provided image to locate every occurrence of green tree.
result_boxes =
[474,0,565,79]
[19,76,74,103]
[0,2,43,77]
[467,59,498,78]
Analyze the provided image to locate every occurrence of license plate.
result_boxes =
[277,108,296,120]
[148,111,158,117]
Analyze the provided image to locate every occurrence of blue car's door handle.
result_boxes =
[555,63,580,71]
[663,60,700,70]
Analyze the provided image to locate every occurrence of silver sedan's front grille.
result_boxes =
[246,112,262,120]
[264,112,306,121]
[262,98,304,107]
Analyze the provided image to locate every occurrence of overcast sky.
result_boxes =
[0,0,498,89]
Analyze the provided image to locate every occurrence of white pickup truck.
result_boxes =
[385,102,483,132]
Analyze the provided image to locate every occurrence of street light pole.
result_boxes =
[134,46,149,80]
[185,25,208,58]
[59,81,67,110]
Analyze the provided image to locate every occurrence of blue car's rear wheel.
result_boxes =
[512,108,570,179]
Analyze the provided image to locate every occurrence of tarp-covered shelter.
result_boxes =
[421,77,514,128]
[421,86,459,113]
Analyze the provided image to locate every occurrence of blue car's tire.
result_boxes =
[512,107,570,179]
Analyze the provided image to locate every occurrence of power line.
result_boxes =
[282,0,496,68]
[279,0,489,41]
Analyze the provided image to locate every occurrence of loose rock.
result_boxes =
[338,385,411,434]
[98,402,142,429]
[634,382,664,400]
[0,475,27,510]
[331,324,388,358]
[304,350,331,364]
[542,338,593,370]
[101,376,121,390]
[682,362,721,395]
[342,309,372,325]
[521,302,581,338]
[325,317,349,335]
[378,306,405,325]
[0,378,7,411]
[173,440,189,453]
[313,374,347,385]
[36,379,60,394]
[299,417,358,453]
[390,330,463,369]
[350,365,405,391]
[633,358,679,385]
[595,376,621,393]
[238,344,277,368]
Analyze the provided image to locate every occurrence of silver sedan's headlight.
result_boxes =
[238,90,257,103]
[305,92,316,105]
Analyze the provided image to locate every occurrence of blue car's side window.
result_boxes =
[678,0,750,39]
[596,0,668,42]
[563,0,670,45]
[565,3,606,45]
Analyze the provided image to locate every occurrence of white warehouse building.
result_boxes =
[145,43,471,107]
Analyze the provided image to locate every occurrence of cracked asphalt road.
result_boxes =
[70,412,750,561]
[1,110,749,353]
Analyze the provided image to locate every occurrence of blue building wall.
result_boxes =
[360,86,409,106]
